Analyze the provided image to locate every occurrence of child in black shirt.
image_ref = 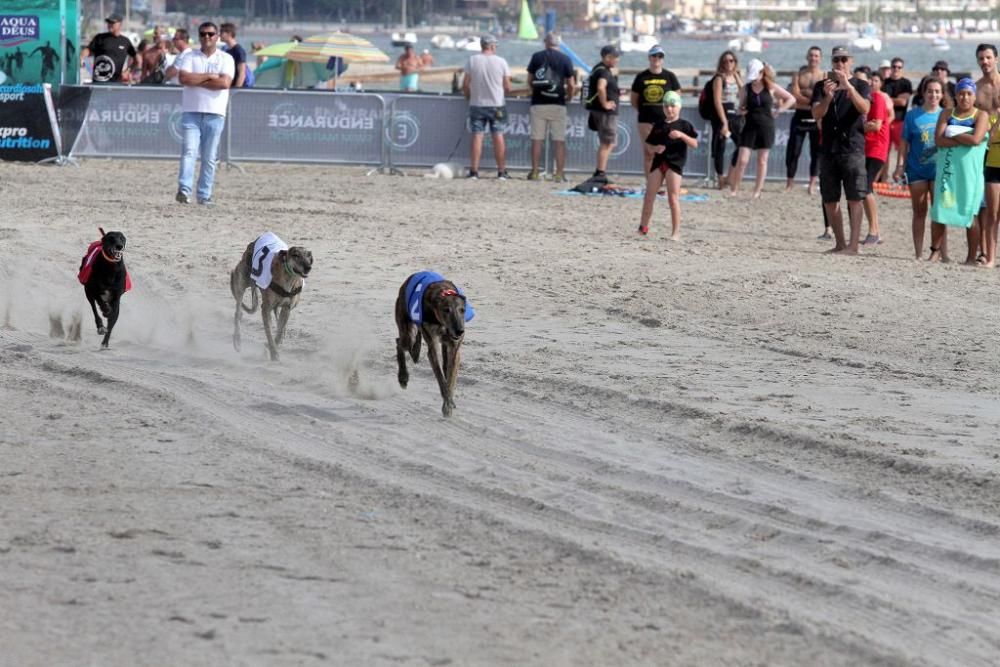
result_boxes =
[639,91,699,240]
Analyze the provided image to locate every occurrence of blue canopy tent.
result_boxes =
[252,55,348,89]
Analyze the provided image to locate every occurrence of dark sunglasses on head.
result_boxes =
[199,31,216,38]
[832,56,849,63]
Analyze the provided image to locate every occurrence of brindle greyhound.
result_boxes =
[230,236,312,361]
[395,273,471,418]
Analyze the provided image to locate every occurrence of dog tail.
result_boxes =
[243,287,260,314]
[230,270,260,314]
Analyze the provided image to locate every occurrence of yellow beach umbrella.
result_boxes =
[253,41,299,58]
[286,32,390,64]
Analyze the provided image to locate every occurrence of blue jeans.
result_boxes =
[177,111,225,202]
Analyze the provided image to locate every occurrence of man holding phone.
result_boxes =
[812,46,871,255]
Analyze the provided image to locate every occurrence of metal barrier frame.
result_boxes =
[55,85,817,183]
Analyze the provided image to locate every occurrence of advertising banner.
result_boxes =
[228,90,385,165]
[70,85,185,158]
[0,0,80,87]
[0,82,60,161]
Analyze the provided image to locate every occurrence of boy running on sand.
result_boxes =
[638,91,698,240]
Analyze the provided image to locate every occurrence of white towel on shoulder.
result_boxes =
[250,232,288,290]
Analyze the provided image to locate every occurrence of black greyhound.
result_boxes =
[79,228,129,349]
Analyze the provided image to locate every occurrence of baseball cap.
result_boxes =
[648,44,665,57]
[600,44,620,58]
[480,34,497,48]
[544,32,560,47]
[878,59,891,68]
[831,45,850,58]
[933,60,950,72]
[746,58,764,82]
[105,14,123,23]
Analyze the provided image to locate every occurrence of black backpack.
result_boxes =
[698,75,717,120]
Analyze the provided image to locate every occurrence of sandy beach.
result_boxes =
[1,159,999,666]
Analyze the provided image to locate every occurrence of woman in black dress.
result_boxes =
[728,59,795,199]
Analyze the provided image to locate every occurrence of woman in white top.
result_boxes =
[711,50,743,189]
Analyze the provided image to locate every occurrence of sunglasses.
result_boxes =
[892,64,903,69]
[933,67,948,72]
[832,56,849,63]
[649,53,664,58]
[199,31,216,38]
[723,57,735,62]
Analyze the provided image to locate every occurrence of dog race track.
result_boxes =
[2,160,999,665]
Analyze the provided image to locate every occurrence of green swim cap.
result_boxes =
[664,90,682,107]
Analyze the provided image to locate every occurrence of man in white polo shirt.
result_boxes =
[176,21,234,205]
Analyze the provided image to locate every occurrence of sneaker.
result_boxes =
[175,191,190,204]
[817,229,833,240]
[862,233,882,246]
[638,223,649,236]
[526,170,540,181]
[497,170,511,181]
[593,169,606,178]
[553,172,569,183]
[466,170,479,180]
[197,198,214,207]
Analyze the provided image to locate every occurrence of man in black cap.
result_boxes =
[812,45,871,254]
[912,60,956,108]
[585,45,620,179]
[80,15,138,84]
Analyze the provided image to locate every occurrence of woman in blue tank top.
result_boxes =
[929,77,989,263]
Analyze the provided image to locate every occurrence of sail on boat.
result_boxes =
[518,0,539,41]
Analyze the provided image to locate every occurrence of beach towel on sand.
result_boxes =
[405,271,475,325]
[932,141,988,228]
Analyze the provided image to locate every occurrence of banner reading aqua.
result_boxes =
[0,0,80,87]
[0,82,60,161]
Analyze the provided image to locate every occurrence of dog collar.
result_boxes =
[101,249,122,263]
[283,259,298,277]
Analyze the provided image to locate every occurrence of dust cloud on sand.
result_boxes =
[1,160,999,665]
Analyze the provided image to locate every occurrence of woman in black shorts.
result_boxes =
[728,60,795,199]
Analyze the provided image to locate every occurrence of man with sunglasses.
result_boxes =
[630,44,680,173]
[882,57,912,157]
[812,46,871,254]
[175,22,234,206]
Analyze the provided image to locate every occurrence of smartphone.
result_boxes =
[827,70,838,82]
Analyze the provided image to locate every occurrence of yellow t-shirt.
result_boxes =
[987,112,1000,168]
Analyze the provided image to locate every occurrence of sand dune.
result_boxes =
[1,159,998,665]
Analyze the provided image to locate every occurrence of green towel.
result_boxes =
[932,140,988,228]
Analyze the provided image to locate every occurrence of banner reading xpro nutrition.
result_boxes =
[0,0,80,87]
[0,82,59,161]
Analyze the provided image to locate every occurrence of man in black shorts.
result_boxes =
[586,45,620,178]
[812,46,871,255]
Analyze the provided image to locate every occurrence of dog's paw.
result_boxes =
[97,325,107,336]
[442,401,454,418]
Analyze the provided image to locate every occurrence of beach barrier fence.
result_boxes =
[55,85,813,182]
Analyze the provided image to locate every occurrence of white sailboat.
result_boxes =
[851,1,882,52]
